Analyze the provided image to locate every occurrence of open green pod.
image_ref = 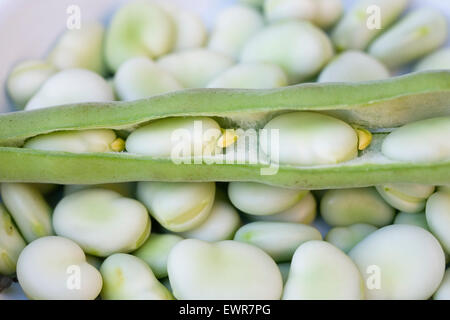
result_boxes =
[0,72,449,189]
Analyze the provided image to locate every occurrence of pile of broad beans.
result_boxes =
[0,0,450,300]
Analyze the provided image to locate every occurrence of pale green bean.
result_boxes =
[234,222,322,262]
[137,182,215,232]
[100,253,173,300]
[167,239,283,300]
[133,233,183,279]
[0,183,53,242]
[320,188,395,227]
[0,204,26,276]
[53,189,150,257]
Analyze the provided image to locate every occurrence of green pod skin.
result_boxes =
[0,183,53,243]
[240,20,334,84]
[415,48,450,72]
[325,223,377,253]
[331,0,410,51]
[132,233,183,279]
[320,188,395,227]
[376,183,435,213]
[234,222,322,262]
[426,191,450,255]
[369,9,448,69]
[394,212,429,231]
[6,60,57,109]
[0,204,26,276]
[0,72,450,188]
[104,1,175,72]
[318,51,389,83]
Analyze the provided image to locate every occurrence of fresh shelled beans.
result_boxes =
[264,0,343,29]
[376,183,435,213]
[104,1,175,72]
[349,225,445,299]
[1,0,450,301]
[332,0,410,50]
[320,188,395,227]
[63,183,135,198]
[167,239,283,299]
[0,204,26,275]
[24,69,114,110]
[318,51,389,82]
[228,182,308,216]
[0,183,53,242]
[100,253,173,300]
[16,236,102,300]
[415,48,450,71]
[208,5,264,59]
[53,189,150,257]
[369,9,448,69]
[434,269,450,300]
[261,112,359,165]
[241,20,334,83]
[137,181,215,232]
[24,129,124,153]
[157,49,233,88]
[234,222,322,262]
[158,3,207,51]
[114,57,183,100]
[132,233,183,279]
[126,116,221,157]
[6,60,57,109]
[283,241,363,299]
[179,196,241,241]
[251,192,317,224]
[394,212,429,230]
[48,23,106,75]
[207,63,288,89]
[325,224,377,253]
[425,191,450,254]
[381,117,450,163]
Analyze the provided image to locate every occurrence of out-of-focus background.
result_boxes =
[0,0,449,112]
